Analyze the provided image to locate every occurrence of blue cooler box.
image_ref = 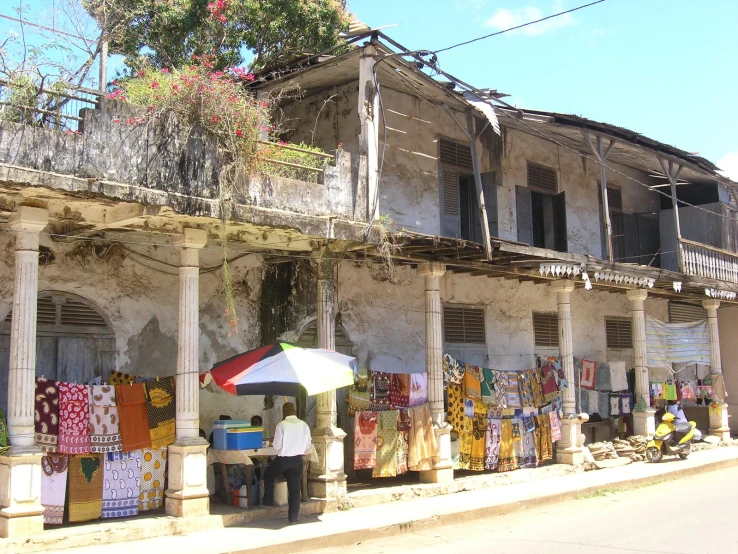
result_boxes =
[226,427,264,450]
[212,420,251,450]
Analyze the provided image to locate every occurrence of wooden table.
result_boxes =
[207,447,316,509]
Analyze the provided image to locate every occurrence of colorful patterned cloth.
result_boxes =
[408,403,438,471]
[346,385,371,415]
[504,372,522,409]
[463,365,482,400]
[481,368,496,404]
[139,447,167,512]
[68,454,104,522]
[41,454,68,524]
[370,371,392,411]
[389,374,410,408]
[492,371,507,407]
[102,451,141,519]
[409,373,427,407]
[534,414,553,463]
[35,378,60,452]
[446,384,465,432]
[396,411,409,476]
[58,383,91,454]
[485,418,501,470]
[144,377,176,448]
[463,398,475,418]
[373,410,399,478]
[90,385,122,453]
[443,354,465,386]
[518,370,535,407]
[540,365,559,403]
[470,401,487,471]
[116,384,152,452]
[456,416,472,470]
[109,371,135,385]
[516,422,538,469]
[497,420,518,472]
[531,369,545,407]
[354,411,378,470]
[580,360,597,390]
[549,412,562,442]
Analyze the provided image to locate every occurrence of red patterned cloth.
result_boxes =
[389,374,410,408]
[353,411,378,470]
[35,378,60,452]
[58,383,91,454]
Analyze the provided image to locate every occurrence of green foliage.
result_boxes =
[84,0,350,73]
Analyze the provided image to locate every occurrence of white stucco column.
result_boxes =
[551,280,583,465]
[703,299,730,440]
[165,228,209,518]
[417,262,453,483]
[628,289,655,437]
[0,206,48,538]
[309,258,347,499]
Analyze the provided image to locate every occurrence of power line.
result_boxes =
[0,12,93,42]
[433,0,608,54]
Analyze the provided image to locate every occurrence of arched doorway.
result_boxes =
[295,320,357,480]
[0,292,116,413]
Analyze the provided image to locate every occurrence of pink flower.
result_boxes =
[211,116,220,123]
[162,68,169,74]
[235,129,243,138]
[151,80,160,89]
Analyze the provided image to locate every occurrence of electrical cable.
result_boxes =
[432,0,608,54]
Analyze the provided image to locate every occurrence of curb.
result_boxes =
[233,455,738,554]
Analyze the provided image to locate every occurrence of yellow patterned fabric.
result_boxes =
[144,377,176,448]
[463,365,482,400]
[447,384,465,432]
[470,401,487,471]
[139,447,167,512]
[68,454,104,522]
[497,420,518,472]
[373,410,399,478]
[109,371,135,385]
[456,416,472,470]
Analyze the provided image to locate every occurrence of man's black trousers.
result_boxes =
[263,455,303,522]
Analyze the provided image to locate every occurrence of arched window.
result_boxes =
[0,292,115,412]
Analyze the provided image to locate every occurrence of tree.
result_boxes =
[83,0,350,72]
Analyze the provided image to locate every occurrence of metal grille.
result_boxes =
[442,169,460,215]
[669,301,707,323]
[607,187,623,212]
[439,139,473,171]
[443,306,485,344]
[605,317,632,349]
[533,312,559,347]
[527,162,557,193]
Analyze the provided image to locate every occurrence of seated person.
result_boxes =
[250,415,263,427]
[666,400,702,441]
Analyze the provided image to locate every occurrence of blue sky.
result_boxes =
[347,0,738,178]
[4,0,737,177]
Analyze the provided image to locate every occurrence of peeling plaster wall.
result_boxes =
[335,263,668,374]
[0,232,266,436]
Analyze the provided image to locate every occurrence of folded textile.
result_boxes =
[609,361,628,392]
[463,398,475,418]
[41,454,68,524]
[354,411,378,470]
[58,383,91,454]
[505,372,522,409]
[116,384,152,452]
[580,360,597,390]
[90,385,122,453]
[139,447,167,512]
[408,404,438,471]
[373,411,399,478]
[35,377,60,452]
[68,454,104,522]
[463,365,482,400]
[144,377,176,449]
[102,451,141,519]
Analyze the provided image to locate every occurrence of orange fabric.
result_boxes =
[116,384,152,452]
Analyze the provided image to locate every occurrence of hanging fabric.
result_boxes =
[353,411,378,470]
[534,414,553,463]
[609,361,628,392]
[485,418,501,470]
[109,371,136,385]
[515,420,537,469]
[408,403,438,471]
[711,373,727,401]
[34,377,60,452]
[497,419,518,472]
[470,401,487,471]
[116,384,152,453]
[580,360,596,390]
[396,409,410,475]
[373,410,399,478]
[102,451,141,519]
[446,384,465,433]
[492,370,508,407]
[389,374,410,408]
[463,365,482,400]
[646,316,710,369]
[530,369,545,407]
[58,383,91,454]
[518,370,535,407]
[456,416,472,470]
[68,454,104,522]
[549,412,562,442]
[540,365,559,403]
[41,454,68,524]
[90,385,122,453]
[138,447,167,512]
[144,377,176,448]
[370,371,392,411]
[481,368,496,404]
[409,373,428,406]
[504,372,522,409]
[443,354,465,386]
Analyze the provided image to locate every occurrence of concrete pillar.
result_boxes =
[551,280,583,465]
[358,43,380,224]
[628,289,655,437]
[417,262,453,483]
[0,206,48,538]
[165,228,209,518]
[703,299,730,440]
[309,258,347,499]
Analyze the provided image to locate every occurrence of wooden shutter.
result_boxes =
[441,168,462,238]
[527,162,557,193]
[553,191,567,252]
[669,302,707,323]
[605,318,633,349]
[623,213,640,263]
[439,139,473,171]
[516,186,533,245]
[607,187,623,211]
[533,312,559,347]
[443,305,485,344]
[481,171,498,238]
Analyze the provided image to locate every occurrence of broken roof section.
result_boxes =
[254,31,733,187]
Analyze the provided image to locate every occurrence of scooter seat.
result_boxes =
[675,422,692,434]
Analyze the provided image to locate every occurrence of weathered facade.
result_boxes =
[0,33,735,539]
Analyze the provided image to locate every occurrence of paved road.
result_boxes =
[306,466,738,554]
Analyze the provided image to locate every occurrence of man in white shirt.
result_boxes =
[263,402,312,523]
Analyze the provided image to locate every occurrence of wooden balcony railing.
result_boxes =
[680,238,738,283]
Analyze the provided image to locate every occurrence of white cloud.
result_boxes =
[717,152,738,182]
[484,1,577,36]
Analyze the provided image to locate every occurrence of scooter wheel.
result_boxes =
[646,446,663,463]
[678,442,691,460]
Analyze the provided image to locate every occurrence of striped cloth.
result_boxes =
[646,316,710,369]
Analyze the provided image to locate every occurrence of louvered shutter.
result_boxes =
[516,186,533,245]
[533,313,559,347]
[553,191,568,252]
[527,162,557,193]
[669,302,707,323]
[606,318,633,349]
[443,306,485,344]
[441,168,462,238]
[482,171,498,238]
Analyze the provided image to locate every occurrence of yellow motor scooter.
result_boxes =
[646,412,696,463]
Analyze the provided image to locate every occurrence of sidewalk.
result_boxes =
[5,446,738,554]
